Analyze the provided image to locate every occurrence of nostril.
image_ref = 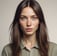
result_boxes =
[27,20,31,26]
[27,23,31,26]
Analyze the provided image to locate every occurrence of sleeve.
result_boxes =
[1,44,12,56]
[52,43,57,56]
[1,47,7,56]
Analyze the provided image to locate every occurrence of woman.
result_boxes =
[2,0,57,56]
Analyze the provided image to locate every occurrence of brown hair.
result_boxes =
[10,0,49,56]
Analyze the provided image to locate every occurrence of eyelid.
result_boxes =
[20,16,27,20]
[31,16,38,19]
[20,15,38,19]
[20,16,26,18]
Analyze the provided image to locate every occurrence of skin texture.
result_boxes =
[19,7,39,50]
[19,7,39,36]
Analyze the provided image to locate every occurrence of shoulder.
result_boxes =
[1,43,12,56]
[49,42,57,50]
[49,42,57,48]
[48,42,57,56]
[2,43,12,52]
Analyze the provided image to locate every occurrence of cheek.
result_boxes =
[19,21,26,32]
[19,20,26,28]
[33,20,39,27]
[33,20,39,32]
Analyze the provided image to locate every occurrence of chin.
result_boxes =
[25,32,34,36]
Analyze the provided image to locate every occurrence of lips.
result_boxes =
[26,28,32,32]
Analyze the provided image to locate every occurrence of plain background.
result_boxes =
[0,0,57,56]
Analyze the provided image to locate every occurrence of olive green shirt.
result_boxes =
[1,41,57,56]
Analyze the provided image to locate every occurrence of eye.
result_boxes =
[20,16,27,20]
[31,16,38,20]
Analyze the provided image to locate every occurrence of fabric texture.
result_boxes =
[1,41,57,56]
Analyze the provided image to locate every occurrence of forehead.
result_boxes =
[21,7,36,16]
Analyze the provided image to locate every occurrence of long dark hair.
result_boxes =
[10,0,49,56]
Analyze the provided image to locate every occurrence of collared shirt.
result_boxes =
[20,40,39,56]
[1,41,57,56]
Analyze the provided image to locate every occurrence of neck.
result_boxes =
[22,33,37,45]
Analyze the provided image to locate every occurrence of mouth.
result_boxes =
[26,28,32,32]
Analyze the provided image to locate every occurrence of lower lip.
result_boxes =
[26,28,32,32]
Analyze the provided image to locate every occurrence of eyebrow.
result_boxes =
[20,15,37,17]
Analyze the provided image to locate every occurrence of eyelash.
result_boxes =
[20,16,38,20]
[20,17,27,20]
[32,17,38,19]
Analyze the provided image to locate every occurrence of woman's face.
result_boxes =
[19,7,39,36]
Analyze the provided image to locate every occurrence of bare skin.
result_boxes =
[19,7,39,50]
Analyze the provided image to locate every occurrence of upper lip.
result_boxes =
[26,28,32,30]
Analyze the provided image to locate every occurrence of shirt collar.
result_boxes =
[20,40,39,49]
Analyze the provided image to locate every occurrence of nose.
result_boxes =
[27,18,31,26]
